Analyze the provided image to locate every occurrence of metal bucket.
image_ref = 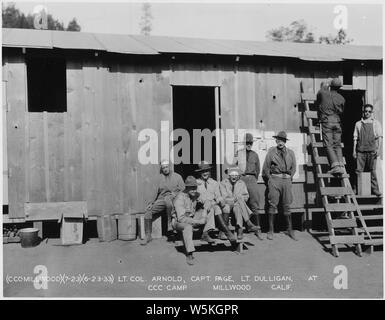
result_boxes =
[117,214,137,241]
[19,228,39,248]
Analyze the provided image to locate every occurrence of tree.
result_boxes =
[2,3,81,31]
[266,20,352,45]
[319,29,352,45]
[67,18,81,32]
[266,20,315,43]
[139,3,153,36]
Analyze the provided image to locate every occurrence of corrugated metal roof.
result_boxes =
[2,28,382,61]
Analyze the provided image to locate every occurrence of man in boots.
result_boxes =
[234,132,263,240]
[171,176,215,265]
[141,160,185,245]
[220,167,259,240]
[353,104,383,196]
[195,161,237,245]
[262,131,298,241]
[316,78,346,175]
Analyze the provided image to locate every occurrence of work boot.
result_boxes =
[246,220,258,233]
[328,166,344,176]
[236,226,243,240]
[186,253,194,265]
[140,219,153,245]
[216,214,237,245]
[286,215,298,241]
[373,190,382,197]
[255,227,264,241]
[267,213,275,240]
[201,231,216,244]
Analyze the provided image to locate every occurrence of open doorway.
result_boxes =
[339,89,365,181]
[172,86,218,179]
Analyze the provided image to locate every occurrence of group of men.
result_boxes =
[142,131,298,265]
[141,77,382,265]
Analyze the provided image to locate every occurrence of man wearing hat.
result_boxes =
[234,132,263,240]
[141,159,185,246]
[262,131,297,241]
[195,161,237,244]
[220,166,259,240]
[171,176,215,265]
[316,78,346,175]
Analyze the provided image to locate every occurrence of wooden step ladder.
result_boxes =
[300,92,383,257]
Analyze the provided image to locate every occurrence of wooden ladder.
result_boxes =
[301,92,382,257]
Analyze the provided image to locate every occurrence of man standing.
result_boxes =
[262,131,297,241]
[220,167,259,240]
[195,161,237,244]
[171,176,215,265]
[234,133,263,240]
[316,78,345,175]
[141,160,185,245]
[353,104,383,196]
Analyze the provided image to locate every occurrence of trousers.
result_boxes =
[241,175,260,215]
[321,122,344,167]
[173,209,215,253]
[356,151,380,193]
[267,176,293,215]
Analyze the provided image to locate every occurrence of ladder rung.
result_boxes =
[305,111,318,119]
[313,156,346,165]
[311,142,345,148]
[317,173,350,178]
[364,239,383,246]
[329,235,364,245]
[320,187,354,196]
[362,215,383,220]
[358,204,384,210]
[325,203,356,212]
[309,126,320,134]
[301,93,317,101]
[359,226,383,233]
[331,218,357,228]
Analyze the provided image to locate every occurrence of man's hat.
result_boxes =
[185,176,198,188]
[195,160,213,173]
[244,133,254,144]
[224,166,242,176]
[273,131,289,141]
[160,159,170,166]
[330,78,342,88]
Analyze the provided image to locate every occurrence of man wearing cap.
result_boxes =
[171,176,216,265]
[353,104,383,196]
[234,132,263,240]
[316,78,346,175]
[220,167,259,240]
[141,160,185,245]
[262,131,297,241]
[195,161,237,244]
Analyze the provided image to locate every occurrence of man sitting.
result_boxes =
[220,167,259,240]
[171,176,215,265]
[141,160,185,245]
[195,161,237,245]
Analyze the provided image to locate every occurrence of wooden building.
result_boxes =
[2,28,383,223]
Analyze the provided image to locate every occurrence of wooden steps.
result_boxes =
[324,203,356,212]
[173,238,246,254]
[331,219,357,229]
[329,235,364,245]
[320,187,354,197]
[300,87,382,257]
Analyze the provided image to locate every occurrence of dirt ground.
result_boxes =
[3,231,383,298]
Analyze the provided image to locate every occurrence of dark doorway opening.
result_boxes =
[339,89,365,181]
[172,86,217,180]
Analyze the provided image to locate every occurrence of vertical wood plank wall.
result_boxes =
[3,53,383,218]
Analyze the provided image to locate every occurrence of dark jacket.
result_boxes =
[316,89,345,123]
[262,146,296,182]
